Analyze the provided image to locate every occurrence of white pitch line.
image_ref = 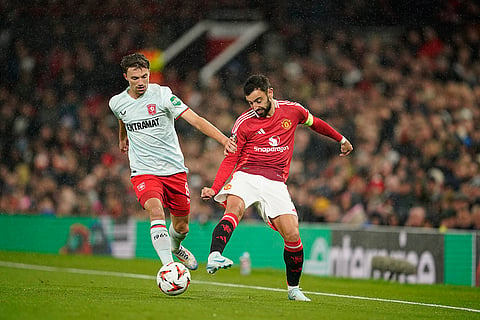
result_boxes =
[1,260,479,314]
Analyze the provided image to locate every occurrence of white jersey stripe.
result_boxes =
[232,109,256,135]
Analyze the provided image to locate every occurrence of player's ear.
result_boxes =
[267,88,274,99]
[123,73,128,81]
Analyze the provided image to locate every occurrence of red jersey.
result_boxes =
[211,99,341,192]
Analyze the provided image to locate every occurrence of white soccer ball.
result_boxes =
[156,262,191,296]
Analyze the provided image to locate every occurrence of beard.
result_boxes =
[254,99,272,118]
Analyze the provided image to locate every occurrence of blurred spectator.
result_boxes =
[451,192,473,229]
[471,205,480,230]
[405,206,428,228]
[0,0,479,233]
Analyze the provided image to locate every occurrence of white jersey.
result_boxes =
[109,83,189,177]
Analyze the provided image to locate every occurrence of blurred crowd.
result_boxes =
[1,0,480,231]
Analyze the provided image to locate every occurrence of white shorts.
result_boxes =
[214,171,297,224]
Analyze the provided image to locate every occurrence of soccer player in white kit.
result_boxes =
[201,74,353,301]
[109,53,235,270]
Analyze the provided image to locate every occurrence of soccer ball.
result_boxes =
[156,262,191,296]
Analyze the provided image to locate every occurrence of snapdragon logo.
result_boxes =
[254,145,289,153]
[269,136,280,146]
[253,135,289,153]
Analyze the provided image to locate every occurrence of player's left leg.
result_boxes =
[169,214,189,251]
[170,214,198,270]
[271,214,311,302]
[164,172,198,270]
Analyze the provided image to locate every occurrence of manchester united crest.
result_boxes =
[147,104,156,115]
[281,119,292,130]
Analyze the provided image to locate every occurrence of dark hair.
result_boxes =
[120,53,150,74]
[243,74,271,96]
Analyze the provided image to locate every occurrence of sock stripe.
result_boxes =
[222,213,239,229]
[151,219,166,229]
[285,239,303,252]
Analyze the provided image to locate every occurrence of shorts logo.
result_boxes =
[147,104,156,115]
[137,182,146,191]
[268,136,280,146]
[224,184,232,190]
[281,119,292,130]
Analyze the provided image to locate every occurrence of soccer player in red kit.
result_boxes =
[201,74,353,302]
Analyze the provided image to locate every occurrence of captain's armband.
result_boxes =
[304,113,314,126]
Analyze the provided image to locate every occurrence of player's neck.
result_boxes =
[266,99,276,118]
[128,88,143,99]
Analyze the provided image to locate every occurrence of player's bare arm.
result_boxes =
[118,119,129,153]
[181,108,237,154]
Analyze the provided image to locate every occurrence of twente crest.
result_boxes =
[147,104,156,115]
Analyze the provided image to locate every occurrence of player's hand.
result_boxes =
[119,139,129,153]
[201,187,216,200]
[224,136,237,156]
[340,140,353,156]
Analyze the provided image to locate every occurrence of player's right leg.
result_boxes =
[145,198,174,266]
[207,195,244,274]
[206,212,238,273]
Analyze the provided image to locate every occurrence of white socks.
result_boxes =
[169,223,186,253]
[150,220,173,265]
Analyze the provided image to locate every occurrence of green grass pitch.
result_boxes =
[0,250,478,320]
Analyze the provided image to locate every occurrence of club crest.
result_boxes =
[147,104,156,115]
[281,119,292,130]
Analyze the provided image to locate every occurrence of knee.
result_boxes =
[172,216,190,234]
[149,207,165,221]
[282,229,300,243]
[145,199,165,220]
[225,196,245,220]
[174,221,189,234]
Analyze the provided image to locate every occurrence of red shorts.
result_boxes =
[130,172,190,217]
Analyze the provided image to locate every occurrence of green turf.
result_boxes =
[0,251,478,320]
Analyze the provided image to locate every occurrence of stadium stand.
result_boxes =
[0,0,479,230]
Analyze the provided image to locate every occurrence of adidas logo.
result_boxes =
[256,128,265,135]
